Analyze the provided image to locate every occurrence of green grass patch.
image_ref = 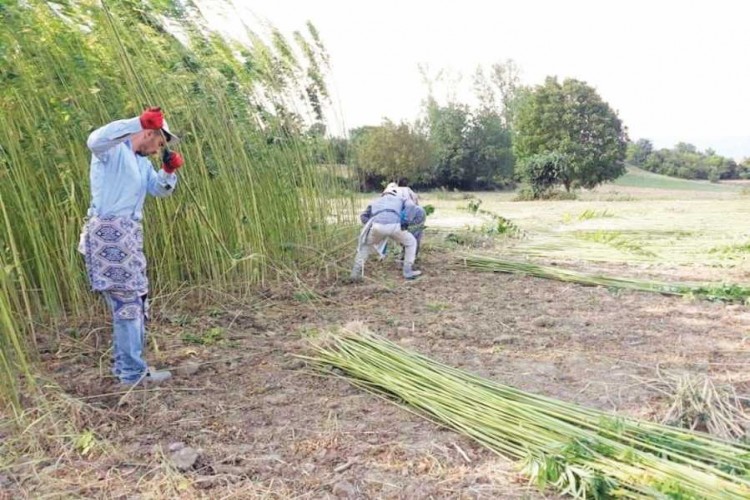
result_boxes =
[293,291,319,302]
[573,230,657,257]
[709,242,750,257]
[614,167,739,192]
[182,327,226,346]
[562,208,615,224]
[426,302,450,312]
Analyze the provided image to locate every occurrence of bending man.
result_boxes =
[351,185,422,281]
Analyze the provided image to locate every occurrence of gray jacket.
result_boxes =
[360,194,417,225]
[403,204,425,226]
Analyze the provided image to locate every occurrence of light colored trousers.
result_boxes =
[355,222,417,270]
[377,227,423,260]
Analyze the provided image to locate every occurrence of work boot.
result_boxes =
[121,368,172,387]
[403,263,422,280]
[120,368,172,387]
[145,368,172,384]
[350,264,363,283]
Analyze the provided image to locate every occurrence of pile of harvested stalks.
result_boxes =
[304,326,750,498]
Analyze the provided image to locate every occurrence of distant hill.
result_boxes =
[612,166,740,192]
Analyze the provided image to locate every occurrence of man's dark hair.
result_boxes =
[397,177,409,187]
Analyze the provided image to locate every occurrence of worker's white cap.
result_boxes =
[161,119,180,145]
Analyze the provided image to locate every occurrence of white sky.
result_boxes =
[201,0,750,158]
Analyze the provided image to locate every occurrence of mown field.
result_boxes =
[5,171,750,498]
[417,168,750,280]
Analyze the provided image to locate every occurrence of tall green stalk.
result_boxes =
[0,0,354,409]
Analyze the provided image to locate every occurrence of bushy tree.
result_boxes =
[328,136,349,165]
[426,100,472,188]
[465,110,514,188]
[489,59,523,130]
[350,121,432,190]
[514,77,627,191]
[425,99,514,190]
[517,152,569,198]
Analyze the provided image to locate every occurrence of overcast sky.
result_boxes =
[200,0,750,159]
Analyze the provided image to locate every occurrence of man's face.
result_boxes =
[135,130,166,157]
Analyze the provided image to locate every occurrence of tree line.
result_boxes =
[319,61,748,196]
[315,62,629,198]
[627,139,750,181]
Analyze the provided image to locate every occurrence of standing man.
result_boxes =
[79,107,183,386]
[351,185,422,281]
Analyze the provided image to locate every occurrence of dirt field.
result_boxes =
[7,182,750,498]
[10,239,747,499]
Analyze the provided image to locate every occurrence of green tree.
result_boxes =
[641,143,742,180]
[518,152,569,198]
[423,99,515,190]
[426,100,472,188]
[328,136,350,165]
[489,59,523,129]
[514,77,627,191]
[465,110,515,188]
[350,120,432,190]
[740,158,750,179]
[626,138,653,166]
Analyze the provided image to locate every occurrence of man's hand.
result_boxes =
[140,107,164,130]
[162,150,184,174]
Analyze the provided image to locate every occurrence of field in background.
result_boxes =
[613,166,743,192]
[408,169,750,282]
[10,171,750,498]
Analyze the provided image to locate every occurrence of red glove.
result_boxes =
[140,106,163,130]
[162,150,184,174]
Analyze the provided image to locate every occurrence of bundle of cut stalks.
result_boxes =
[304,326,750,498]
[463,256,750,304]
[658,373,750,440]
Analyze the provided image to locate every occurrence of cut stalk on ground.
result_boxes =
[462,256,750,304]
[303,326,750,498]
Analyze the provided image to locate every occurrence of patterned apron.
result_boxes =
[79,215,149,296]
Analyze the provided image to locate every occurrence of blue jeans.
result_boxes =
[103,292,148,384]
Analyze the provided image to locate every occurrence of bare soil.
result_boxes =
[12,245,750,499]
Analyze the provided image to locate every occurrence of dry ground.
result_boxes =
[7,241,750,499]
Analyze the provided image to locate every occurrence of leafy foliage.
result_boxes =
[463,199,523,237]
[514,77,628,192]
[425,100,515,190]
[516,151,569,198]
[349,120,432,190]
[631,140,749,181]
[626,138,654,166]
